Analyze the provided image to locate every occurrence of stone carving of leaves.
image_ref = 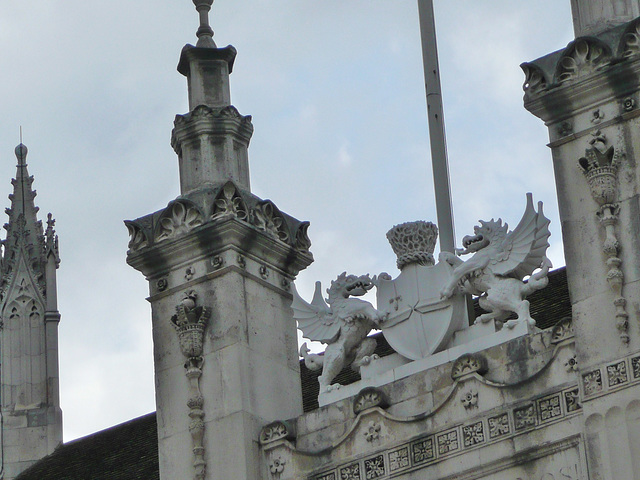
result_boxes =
[269,457,286,475]
[252,202,289,242]
[462,422,484,447]
[461,390,478,409]
[521,64,547,95]
[157,202,203,242]
[126,223,148,251]
[364,456,385,479]
[295,221,312,252]
[551,317,574,344]
[557,39,610,84]
[488,414,510,438]
[607,361,628,386]
[339,463,360,480]
[623,20,640,57]
[212,182,247,221]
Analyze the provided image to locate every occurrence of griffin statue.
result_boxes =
[439,193,552,329]
[292,272,387,392]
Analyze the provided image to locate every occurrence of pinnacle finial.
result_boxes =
[193,0,216,48]
[14,143,28,167]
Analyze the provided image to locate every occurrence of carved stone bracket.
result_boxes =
[578,133,629,344]
[353,387,389,414]
[171,290,211,480]
[451,353,488,380]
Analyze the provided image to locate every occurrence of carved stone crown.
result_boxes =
[579,143,619,206]
[386,221,438,270]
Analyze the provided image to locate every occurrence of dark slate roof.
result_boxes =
[15,412,159,480]
[17,268,571,479]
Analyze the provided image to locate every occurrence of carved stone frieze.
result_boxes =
[578,133,629,344]
[170,291,211,480]
[157,202,204,243]
[353,387,389,414]
[451,353,488,379]
[211,182,248,221]
[557,39,610,84]
[386,221,438,270]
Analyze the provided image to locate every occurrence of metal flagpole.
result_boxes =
[417,0,475,323]
[417,0,455,254]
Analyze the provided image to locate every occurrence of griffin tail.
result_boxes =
[299,342,324,371]
[524,257,553,296]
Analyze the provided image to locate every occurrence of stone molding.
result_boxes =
[170,290,211,480]
[127,209,313,279]
[262,384,582,480]
[125,182,312,270]
[581,350,640,400]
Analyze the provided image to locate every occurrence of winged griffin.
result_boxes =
[439,193,552,329]
[292,273,387,392]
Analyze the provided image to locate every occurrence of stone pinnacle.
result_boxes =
[15,143,28,166]
[193,0,216,48]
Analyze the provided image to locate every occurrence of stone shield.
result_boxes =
[376,261,467,360]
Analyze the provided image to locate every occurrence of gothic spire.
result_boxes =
[1,144,58,296]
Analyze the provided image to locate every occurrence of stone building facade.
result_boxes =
[6,1,640,479]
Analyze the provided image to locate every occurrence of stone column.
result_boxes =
[571,0,640,36]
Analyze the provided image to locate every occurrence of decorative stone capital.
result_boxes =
[386,221,438,270]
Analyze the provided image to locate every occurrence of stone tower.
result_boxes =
[523,0,640,477]
[125,2,313,479]
[0,144,62,479]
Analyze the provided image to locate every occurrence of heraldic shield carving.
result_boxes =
[377,221,468,360]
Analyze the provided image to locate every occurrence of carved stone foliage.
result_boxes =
[521,63,548,96]
[157,201,203,242]
[211,182,247,221]
[252,201,289,242]
[451,353,488,379]
[260,421,295,445]
[170,291,211,480]
[557,39,610,84]
[551,316,574,344]
[353,387,389,414]
[294,221,312,252]
[461,390,478,410]
[578,132,629,344]
[386,221,438,270]
[622,19,640,57]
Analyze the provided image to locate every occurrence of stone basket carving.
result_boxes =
[386,221,438,270]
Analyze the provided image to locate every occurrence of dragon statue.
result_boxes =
[292,272,387,392]
[439,193,552,329]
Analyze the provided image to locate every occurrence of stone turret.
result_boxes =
[126,2,313,479]
[0,144,62,480]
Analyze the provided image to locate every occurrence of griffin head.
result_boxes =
[461,219,508,253]
[329,272,374,298]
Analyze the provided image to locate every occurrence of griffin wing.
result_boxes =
[292,281,340,344]
[490,193,551,279]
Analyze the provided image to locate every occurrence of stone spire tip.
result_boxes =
[14,143,28,166]
[193,0,217,48]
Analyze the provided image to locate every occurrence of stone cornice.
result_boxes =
[126,214,312,278]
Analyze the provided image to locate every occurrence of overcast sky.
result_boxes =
[0,1,574,441]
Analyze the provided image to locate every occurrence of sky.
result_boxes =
[0,1,575,441]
